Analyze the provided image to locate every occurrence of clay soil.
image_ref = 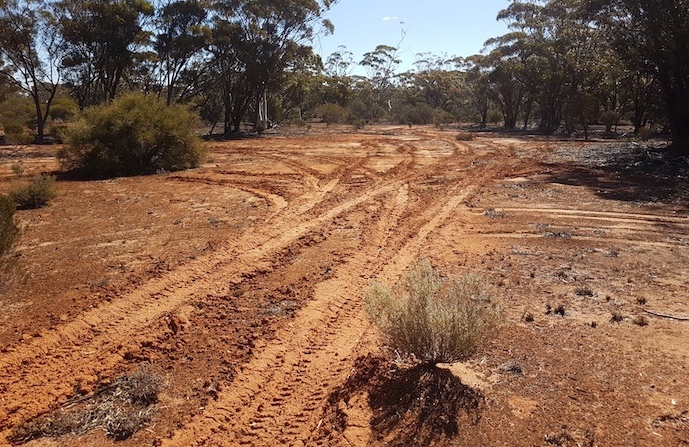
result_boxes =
[1,125,688,447]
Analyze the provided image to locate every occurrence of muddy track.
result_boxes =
[0,135,519,444]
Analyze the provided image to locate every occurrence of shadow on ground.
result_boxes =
[316,355,483,447]
[537,144,689,209]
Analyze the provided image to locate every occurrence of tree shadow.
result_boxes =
[318,355,483,447]
[367,362,483,447]
[537,145,689,210]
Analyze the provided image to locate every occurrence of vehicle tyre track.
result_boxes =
[0,178,400,434]
[161,183,479,447]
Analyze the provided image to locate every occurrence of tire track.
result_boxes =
[498,207,689,225]
[161,183,480,447]
[0,134,509,442]
[480,232,683,249]
[0,177,399,433]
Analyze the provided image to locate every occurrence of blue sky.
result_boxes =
[313,0,511,73]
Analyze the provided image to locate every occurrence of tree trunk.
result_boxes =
[523,98,533,131]
[663,82,689,156]
[669,118,689,156]
[254,89,268,132]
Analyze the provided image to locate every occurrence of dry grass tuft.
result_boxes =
[365,260,501,365]
[455,131,474,141]
[9,174,56,209]
[8,367,163,444]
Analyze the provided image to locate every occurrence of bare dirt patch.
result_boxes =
[1,126,688,446]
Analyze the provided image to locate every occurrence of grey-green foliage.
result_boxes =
[315,102,348,126]
[10,174,56,209]
[59,93,205,177]
[366,260,500,365]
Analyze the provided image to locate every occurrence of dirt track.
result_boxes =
[1,127,688,446]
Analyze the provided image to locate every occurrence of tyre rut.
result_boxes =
[161,179,482,447]
[0,177,400,433]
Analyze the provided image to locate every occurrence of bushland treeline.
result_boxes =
[1,0,688,154]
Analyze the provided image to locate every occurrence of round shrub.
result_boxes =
[0,195,19,255]
[315,103,347,126]
[365,260,501,365]
[10,174,57,209]
[58,94,205,177]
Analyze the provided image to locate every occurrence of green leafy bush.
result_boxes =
[366,260,501,365]
[352,119,366,130]
[3,122,24,135]
[58,93,205,177]
[0,195,19,255]
[433,110,455,130]
[10,174,57,209]
[2,121,32,144]
[315,103,347,126]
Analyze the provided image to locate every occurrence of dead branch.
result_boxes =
[643,309,689,321]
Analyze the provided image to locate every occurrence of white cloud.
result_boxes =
[382,16,397,21]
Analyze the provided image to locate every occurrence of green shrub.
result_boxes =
[2,121,33,144]
[289,118,308,128]
[3,122,24,135]
[58,93,205,177]
[11,163,23,176]
[488,110,503,125]
[315,103,347,126]
[365,260,501,365]
[433,110,455,130]
[0,195,19,255]
[10,174,57,209]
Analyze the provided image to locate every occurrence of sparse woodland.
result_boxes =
[1,0,688,152]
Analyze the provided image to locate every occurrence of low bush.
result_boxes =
[315,103,347,126]
[456,131,474,141]
[365,260,501,365]
[638,127,652,141]
[601,110,620,133]
[11,163,23,176]
[0,195,19,255]
[3,122,24,135]
[58,93,205,177]
[433,110,455,130]
[10,174,56,209]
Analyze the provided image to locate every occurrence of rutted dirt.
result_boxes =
[1,126,688,446]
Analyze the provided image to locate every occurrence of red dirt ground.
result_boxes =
[1,125,688,446]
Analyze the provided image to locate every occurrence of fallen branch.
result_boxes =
[643,309,689,321]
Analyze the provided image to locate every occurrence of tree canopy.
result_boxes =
[1,0,688,154]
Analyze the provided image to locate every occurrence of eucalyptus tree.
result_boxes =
[154,0,211,105]
[0,0,61,141]
[464,55,491,128]
[408,53,465,118]
[324,45,354,78]
[489,0,608,133]
[55,0,155,107]
[360,44,401,111]
[211,0,336,131]
[586,0,689,154]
